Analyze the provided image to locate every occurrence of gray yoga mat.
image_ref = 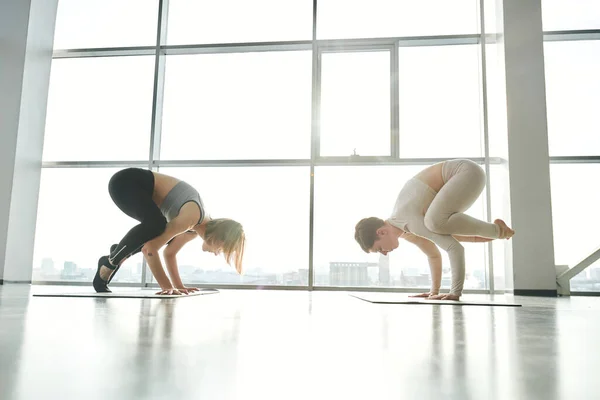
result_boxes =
[350,293,522,307]
[33,288,219,299]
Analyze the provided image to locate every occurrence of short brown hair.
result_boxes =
[354,217,385,253]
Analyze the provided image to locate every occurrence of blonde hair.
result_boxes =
[204,218,245,274]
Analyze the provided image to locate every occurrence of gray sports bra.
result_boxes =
[159,181,205,224]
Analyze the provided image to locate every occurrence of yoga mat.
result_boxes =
[350,293,521,307]
[33,288,219,299]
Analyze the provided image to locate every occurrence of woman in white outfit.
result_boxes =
[354,159,514,301]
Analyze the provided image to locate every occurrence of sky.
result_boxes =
[34,0,600,289]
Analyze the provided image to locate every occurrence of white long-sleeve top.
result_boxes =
[386,178,465,295]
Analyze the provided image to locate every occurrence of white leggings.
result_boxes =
[424,159,500,238]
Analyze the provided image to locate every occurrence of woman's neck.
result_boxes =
[193,216,211,239]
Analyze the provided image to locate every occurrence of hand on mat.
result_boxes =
[176,287,199,295]
[155,288,184,296]
[428,294,460,301]
[409,292,437,298]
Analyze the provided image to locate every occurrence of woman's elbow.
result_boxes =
[162,248,177,259]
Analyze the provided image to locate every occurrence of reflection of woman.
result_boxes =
[354,159,514,301]
[93,167,245,295]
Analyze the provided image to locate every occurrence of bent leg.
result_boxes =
[107,168,166,266]
[424,159,500,238]
[95,168,166,291]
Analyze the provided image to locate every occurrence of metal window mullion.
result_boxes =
[391,43,399,158]
[149,0,169,168]
[549,156,600,164]
[308,0,319,291]
[40,157,504,169]
[543,29,600,42]
[52,35,490,60]
[479,0,494,294]
[144,0,170,288]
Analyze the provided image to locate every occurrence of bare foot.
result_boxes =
[494,219,515,239]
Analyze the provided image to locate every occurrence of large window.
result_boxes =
[167,0,313,44]
[319,51,391,157]
[32,168,145,283]
[550,164,600,291]
[43,56,155,162]
[544,41,600,157]
[161,51,312,160]
[157,167,310,286]
[543,1,600,292]
[38,1,495,291]
[398,44,483,158]
[53,0,159,49]
[542,0,600,31]
[317,0,479,39]
[313,166,488,289]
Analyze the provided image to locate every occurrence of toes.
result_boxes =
[494,219,513,239]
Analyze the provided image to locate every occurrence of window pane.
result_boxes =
[399,45,483,158]
[550,164,600,292]
[320,52,390,157]
[43,57,155,162]
[313,166,487,289]
[318,0,479,40]
[167,0,312,45]
[485,43,509,159]
[53,0,158,49]
[483,0,500,34]
[161,52,312,160]
[544,41,600,157]
[157,167,310,286]
[542,0,600,31]
[33,168,144,284]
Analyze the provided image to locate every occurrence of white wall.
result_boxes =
[0,0,57,282]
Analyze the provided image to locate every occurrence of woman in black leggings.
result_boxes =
[94,167,245,295]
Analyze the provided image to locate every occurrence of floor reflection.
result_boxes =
[0,286,597,400]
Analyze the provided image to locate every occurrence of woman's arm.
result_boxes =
[163,232,198,290]
[402,233,442,295]
[408,220,465,299]
[142,202,201,293]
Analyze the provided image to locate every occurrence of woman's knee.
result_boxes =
[462,160,486,186]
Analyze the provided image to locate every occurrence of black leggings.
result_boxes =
[107,168,167,266]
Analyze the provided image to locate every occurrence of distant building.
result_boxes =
[135,263,143,276]
[378,254,390,285]
[63,261,77,275]
[400,268,430,287]
[299,269,309,285]
[329,262,376,286]
[41,258,55,275]
[61,261,78,280]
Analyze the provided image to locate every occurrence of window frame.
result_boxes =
[40,0,510,294]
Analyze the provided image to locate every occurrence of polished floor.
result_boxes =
[1,284,599,400]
